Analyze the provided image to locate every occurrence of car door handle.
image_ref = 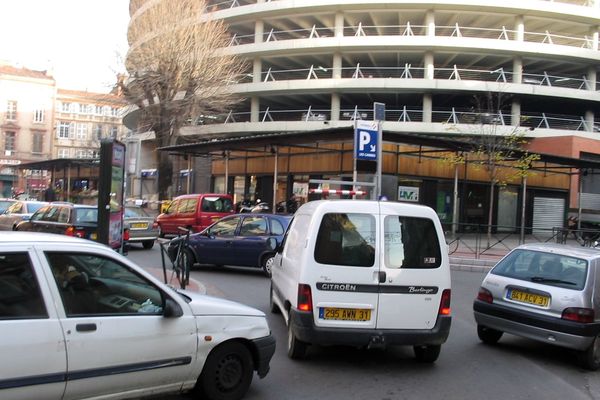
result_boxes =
[76,323,97,332]
[378,271,386,283]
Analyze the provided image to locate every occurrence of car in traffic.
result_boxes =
[123,206,159,249]
[473,243,600,370]
[157,193,235,237]
[15,202,99,241]
[0,200,48,231]
[0,232,275,400]
[168,213,292,276]
[0,198,16,214]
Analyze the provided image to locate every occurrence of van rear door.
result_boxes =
[309,206,380,330]
[377,202,448,329]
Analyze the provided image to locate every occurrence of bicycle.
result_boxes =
[168,226,191,289]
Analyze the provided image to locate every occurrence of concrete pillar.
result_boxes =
[423,94,433,123]
[511,99,521,127]
[253,58,262,83]
[591,27,599,51]
[426,10,435,37]
[587,66,597,91]
[515,15,524,42]
[251,97,260,123]
[331,93,341,121]
[586,111,595,132]
[255,20,264,43]
[512,56,522,84]
[333,53,342,79]
[335,12,344,37]
[424,51,434,79]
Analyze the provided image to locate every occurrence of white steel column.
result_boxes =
[515,15,524,41]
[423,94,433,123]
[255,20,264,43]
[331,93,341,121]
[426,10,435,37]
[335,12,344,37]
[251,58,262,123]
[511,100,521,127]
[424,51,434,79]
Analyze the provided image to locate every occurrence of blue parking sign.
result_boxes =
[354,121,378,161]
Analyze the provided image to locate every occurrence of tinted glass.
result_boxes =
[208,217,239,236]
[202,196,233,212]
[491,249,588,290]
[384,216,442,269]
[124,207,149,218]
[271,218,286,235]
[46,252,163,317]
[27,203,46,213]
[74,208,98,223]
[0,253,47,319]
[240,217,268,236]
[179,199,197,214]
[314,213,375,267]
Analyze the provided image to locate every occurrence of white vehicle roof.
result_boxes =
[0,232,96,246]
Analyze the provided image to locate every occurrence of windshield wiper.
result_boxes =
[529,276,576,285]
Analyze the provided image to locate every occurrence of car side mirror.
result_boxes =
[163,298,183,318]
[266,237,277,251]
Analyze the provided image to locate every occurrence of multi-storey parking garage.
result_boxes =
[126,0,600,231]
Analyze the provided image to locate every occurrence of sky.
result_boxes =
[0,0,130,93]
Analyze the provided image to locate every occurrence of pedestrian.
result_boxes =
[44,186,56,202]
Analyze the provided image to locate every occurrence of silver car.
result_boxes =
[123,206,159,249]
[473,243,600,370]
[0,200,48,231]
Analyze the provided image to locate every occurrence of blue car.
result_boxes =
[169,213,292,276]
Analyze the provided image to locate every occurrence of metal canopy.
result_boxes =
[158,127,600,170]
[17,158,100,171]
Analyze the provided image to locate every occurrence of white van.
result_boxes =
[270,200,451,362]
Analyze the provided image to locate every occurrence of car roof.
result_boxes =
[512,243,600,260]
[0,231,98,245]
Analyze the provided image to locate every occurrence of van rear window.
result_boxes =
[384,216,441,269]
[201,197,233,212]
[314,213,375,267]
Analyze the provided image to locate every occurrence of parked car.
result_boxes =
[473,243,600,370]
[15,203,99,241]
[270,200,451,361]
[0,198,16,214]
[0,232,275,400]
[157,193,235,237]
[0,200,48,231]
[168,213,292,276]
[123,206,159,249]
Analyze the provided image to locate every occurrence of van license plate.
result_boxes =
[320,307,371,321]
[508,289,549,307]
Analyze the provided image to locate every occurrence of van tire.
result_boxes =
[287,320,307,359]
[196,341,254,400]
[413,344,441,363]
[269,285,280,314]
[578,336,600,370]
[477,325,503,344]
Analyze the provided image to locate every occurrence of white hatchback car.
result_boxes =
[0,232,275,400]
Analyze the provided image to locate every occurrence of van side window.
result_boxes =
[0,253,48,319]
[179,199,197,214]
[384,216,441,269]
[314,213,375,267]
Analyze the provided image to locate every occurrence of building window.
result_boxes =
[111,107,119,117]
[95,105,103,115]
[32,132,43,154]
[57,148,69,158]
[76,123,88,140]
[95,124,103,139]
[58,122,71,138]
[33,109,45,123]
[75,149,86,158]
[4,131,15,152]
[6,101,17,120]
[61,102,71,113]
[110,126,118,138]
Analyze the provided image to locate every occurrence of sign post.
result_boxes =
[373,102,385,199]
[98,139,126,253]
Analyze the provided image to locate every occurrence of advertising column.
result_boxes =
[98,139,126,252]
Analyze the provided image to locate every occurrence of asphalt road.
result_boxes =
[128,245,600,400]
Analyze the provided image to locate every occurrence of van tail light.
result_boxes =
[297,284,313,312]
[123,229,130,241]
[477,287,493,304]
[438,289,451,316]
[562,307,594,323]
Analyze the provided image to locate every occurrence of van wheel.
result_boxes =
[287,320,307,360]
[269,285,280,314]
[477,325,503,344]
[196,342,254,400]
[413,344,441,363]
[262,255,274,277]
[578,335,600,370]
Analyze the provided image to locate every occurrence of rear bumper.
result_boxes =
[290,309,451,348]
[473,300,600,350]
[250,334,276,378]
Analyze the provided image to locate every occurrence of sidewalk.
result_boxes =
[145,266,207,294]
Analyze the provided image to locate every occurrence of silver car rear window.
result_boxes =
[491,249,588,290]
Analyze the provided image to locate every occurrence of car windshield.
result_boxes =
[491,249,588,290]
[125,207,149,218]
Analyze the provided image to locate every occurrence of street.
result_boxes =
[128,245,600,400]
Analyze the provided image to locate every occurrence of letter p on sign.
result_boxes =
[358,131,370,150]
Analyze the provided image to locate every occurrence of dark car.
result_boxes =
[16,203,100,242]
[168,213,292,276]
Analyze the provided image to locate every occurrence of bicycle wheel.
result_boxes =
[174,249,191,289]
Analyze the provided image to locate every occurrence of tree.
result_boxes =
[120,0,246,199]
